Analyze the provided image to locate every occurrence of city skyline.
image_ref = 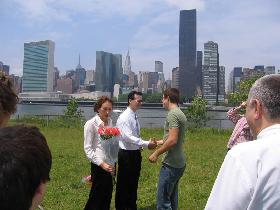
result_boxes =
[1,0,279,85]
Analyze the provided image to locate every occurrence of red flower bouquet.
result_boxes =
[98,127,121,140]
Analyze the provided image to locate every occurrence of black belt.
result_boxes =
[119,148,141,153]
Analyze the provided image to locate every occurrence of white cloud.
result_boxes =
[165,0,205,10]
[13,0,71,22]
[10,0,164,22]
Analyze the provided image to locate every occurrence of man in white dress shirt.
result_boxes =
[205,74,280,210]
[115,91,157,210]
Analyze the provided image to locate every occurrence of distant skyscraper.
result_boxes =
[203,41,224,104]
[196,51,203,94]
[75,54,86,86]
[219,66,225,102]
[179,9,197,100]
[85,70,94,85]
[22,40,54,92]
[138,71,149,93]
[53,67,59,91]
[95,51,123,95]
[172,67,180,89]
[232,67,243,92]
[123,50,131,75]
[155,61,163,73]
[157,72,165,93]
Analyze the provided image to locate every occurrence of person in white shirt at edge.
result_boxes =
[84,96,115,210]
[205,74,280,210]
[115,91,157,210]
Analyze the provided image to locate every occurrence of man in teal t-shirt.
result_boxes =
[149,88,187,210]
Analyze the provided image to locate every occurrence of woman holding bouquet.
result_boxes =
[84,96,119,210]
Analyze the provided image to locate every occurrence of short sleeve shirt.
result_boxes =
[162,107,187,168]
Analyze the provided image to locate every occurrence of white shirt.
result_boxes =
[117,107,149,150]
[205,124,280,210]
[84,114,113,166]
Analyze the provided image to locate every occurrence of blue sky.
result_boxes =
[1,0,279,84]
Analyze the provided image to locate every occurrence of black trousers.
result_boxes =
[115,149,142,210]
[84,163,113,210]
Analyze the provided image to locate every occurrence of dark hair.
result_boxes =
[163,88,180,104]
[0,72,18,115]
[127,91,143,106]
[0,125,52,210]
[248,74,280,119]
[94,96,113,112]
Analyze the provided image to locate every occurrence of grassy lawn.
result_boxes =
[14,124,231,209]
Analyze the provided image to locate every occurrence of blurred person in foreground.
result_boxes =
[205,74,280,210]
[0,71,18,127]
[149,88,187,210]
[0,125,52,210]
[227,101,253,150]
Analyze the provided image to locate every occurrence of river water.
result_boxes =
[13,104,234,129]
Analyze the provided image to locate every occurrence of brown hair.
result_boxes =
[0,72,18,115]
[0,125,52,210]
[94,96,113,112]
[163,88,180,104]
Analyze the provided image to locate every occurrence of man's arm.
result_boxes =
[149,127,179,162]
[117,118,155,149]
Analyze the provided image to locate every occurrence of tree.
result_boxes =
[145,93,162,103]
[64,99,83,118]
[183,96,208,128]
[228,77,260,106]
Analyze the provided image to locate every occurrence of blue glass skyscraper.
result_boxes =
[22,40,54,92]
[95,51,123,95]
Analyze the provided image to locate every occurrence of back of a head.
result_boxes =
[0,125,52,210]
[163,88,180,104]
[0,72,18,115]
[248,74,280,120]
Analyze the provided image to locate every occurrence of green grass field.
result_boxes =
[19,125,231,209]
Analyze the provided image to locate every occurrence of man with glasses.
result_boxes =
[115,91,157,210]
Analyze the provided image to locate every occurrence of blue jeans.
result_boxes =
[157,163,186,210]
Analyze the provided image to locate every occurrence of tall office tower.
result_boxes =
[155,61,163,73]
[0,61,10,75]
[138,71,149,93]
[218,66,225,102]
[172,67,180,89]
[85,70,95,85]
[95,51,123,94]
[231,67,243,92]
[53,67,59,91]
[22,40,54,92]
[179,9,197,100]
[202,41,222,104]
[123,50,131,75]
[196,51,203,95]
[75,55,86,86]
[148,72,159,93]
[157,72,165,92]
